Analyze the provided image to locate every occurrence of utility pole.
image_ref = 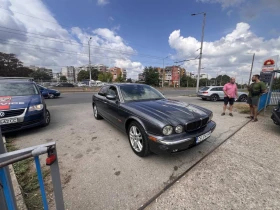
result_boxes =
[192,12,206,93]
[88,37,92,86]
[248,53,255,85]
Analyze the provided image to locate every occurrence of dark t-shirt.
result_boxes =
[248,81,266,98]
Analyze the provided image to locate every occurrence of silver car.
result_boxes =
[197,86,248,102]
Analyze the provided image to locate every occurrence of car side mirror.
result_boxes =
[106,94,116,100]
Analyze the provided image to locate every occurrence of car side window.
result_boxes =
[108,86,119,99]
[98,86,109,96]
[218,87,223,91]
[210,88,217,91]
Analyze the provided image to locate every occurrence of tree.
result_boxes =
[60,76,67,81]
[0,52,34,77]
[77,70,89,81]
[115,74,125,83]
[272,77,280,90]
[180,74,188,87]
[216,75,230,86]
[98,72,113,82]
[143,66,159,86]
[30,70,51,81]
[126,78,132,83]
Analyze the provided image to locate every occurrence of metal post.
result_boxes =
[34,156,48,210]
[248,53,255,85]
[0,128,17,210]
[195,13,206,93]
[88,37,92,87]
[162,59,164,88]
[49,147,65,210]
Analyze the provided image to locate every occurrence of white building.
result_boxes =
[61,66,76,82]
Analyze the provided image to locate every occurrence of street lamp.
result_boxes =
[191,12,206,93]
[88,37,92,86]
[162,55,169,88]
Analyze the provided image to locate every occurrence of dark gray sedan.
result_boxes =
[92,84,216,157]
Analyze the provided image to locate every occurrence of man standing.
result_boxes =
[221,77,238,117]
[247,74,267,122]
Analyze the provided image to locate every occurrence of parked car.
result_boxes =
[92,84,216,157]
[37,85,60,99]
[0,78,50,134]
[56,83,74,87]
[197,86,248,102]
[77,82,87,87]
[271,100,280,126]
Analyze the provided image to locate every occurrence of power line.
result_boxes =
[0,26,163,59]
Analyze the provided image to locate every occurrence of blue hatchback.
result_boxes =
[37,85,61,99]
[0,78,50,134]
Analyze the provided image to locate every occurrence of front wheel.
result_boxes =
[128,122,150,157]
[239,95,247,102]
[42,109,51,127]
[48,94,55,99]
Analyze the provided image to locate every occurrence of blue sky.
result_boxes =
[1,0,280,80]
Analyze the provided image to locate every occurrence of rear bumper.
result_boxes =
[1,111,45,134]
[197,94,210,99]
[148,121,216,155]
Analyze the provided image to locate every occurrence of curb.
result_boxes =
[2,136,27,210]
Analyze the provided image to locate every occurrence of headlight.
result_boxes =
[175,125,183,134]
[163,125,173,136]
[209,112,213,121]
[29,104,44,111]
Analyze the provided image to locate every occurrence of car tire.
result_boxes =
[210,94,219,101]
[128,121,150,157]
[239,95,247,102]
[93,104,103,120]
[42,109,51,127]
[49,94,55,99]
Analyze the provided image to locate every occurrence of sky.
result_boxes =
[0,0,280,82]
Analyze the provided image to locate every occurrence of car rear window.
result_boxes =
[0,83,39,96]
[200,87,209,91]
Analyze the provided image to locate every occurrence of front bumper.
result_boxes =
[271,108,280,125]
[0,110,45,134]
[148,121,216,155]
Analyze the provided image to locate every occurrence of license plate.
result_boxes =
[196,131,211,144]
[0,118,18,125]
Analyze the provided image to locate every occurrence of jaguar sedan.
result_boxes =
[92,84,216,157]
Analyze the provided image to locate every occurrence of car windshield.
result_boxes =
[200,87,210,91]
[120,85,165,101]
[0,83,39,96]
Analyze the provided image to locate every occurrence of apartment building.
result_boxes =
[61,66,76,82]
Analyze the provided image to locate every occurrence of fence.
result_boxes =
[0,128,65,210]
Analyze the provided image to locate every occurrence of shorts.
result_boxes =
[247,97,259,106]
[224,97,235,105]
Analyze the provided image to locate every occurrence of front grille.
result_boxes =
[0,119,42,132]
[186,117,209,132]
[0,109,25,118]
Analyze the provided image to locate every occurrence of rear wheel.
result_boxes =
[93,104,103,120]
[48,94,55,99]
[210,94,219,102]
[128,121,150,157]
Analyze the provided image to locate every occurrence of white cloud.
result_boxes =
[169,22,280,83]
[0,0,143,79]
[226,10,232,16]
[196,0,245,8]
[97,0,109,6]
[114,59,144,79]
[109,16,114,21]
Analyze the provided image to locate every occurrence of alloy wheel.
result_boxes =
[129,126,143,152]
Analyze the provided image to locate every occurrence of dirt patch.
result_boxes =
[234,104,250,114]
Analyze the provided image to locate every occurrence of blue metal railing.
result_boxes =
[0,132,65,210]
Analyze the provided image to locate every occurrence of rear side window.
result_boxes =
[98,86,109,96]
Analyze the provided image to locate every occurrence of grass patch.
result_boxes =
[6,140,51,210]
[234,104,250,114]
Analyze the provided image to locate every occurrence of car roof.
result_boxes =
[105,83,149,87]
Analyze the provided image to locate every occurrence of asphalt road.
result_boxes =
[45,89,197,107]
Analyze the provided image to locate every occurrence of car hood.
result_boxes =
[123,99,211,126]
[0,95,42,110]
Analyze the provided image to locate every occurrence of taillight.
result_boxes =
[202,92,208,94]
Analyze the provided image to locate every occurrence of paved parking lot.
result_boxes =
[7,94,249,210]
